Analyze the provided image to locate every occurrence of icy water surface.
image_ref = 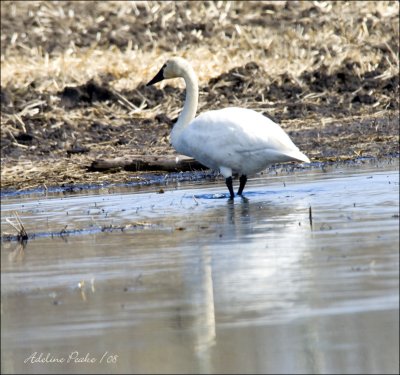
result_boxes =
[1,160,399,374]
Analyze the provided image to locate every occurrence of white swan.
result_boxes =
[146,57,310,199]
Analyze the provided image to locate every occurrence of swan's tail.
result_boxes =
[281,149,311,164]
[292,151,311,163]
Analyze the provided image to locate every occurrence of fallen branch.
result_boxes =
[87,154,207,172]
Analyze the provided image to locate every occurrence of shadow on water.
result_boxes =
[1,160,399,374]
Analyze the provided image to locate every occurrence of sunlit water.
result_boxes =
[1,160,399,374]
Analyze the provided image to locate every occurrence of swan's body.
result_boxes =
[175,107,309,175]
[147,57,310,199]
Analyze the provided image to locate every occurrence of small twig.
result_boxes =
[112,89,144,112]
[11,142,29,149]
[18,100,46,117]
[309,205,313,228]
[6,211,28,241]
[13,113,27,133]
[5,218,20,233]
[60,225,68,236]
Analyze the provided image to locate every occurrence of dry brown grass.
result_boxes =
[2,1,398,89]
[1,1,399,192]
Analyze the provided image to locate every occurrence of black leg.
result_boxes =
[225,176,235,199]
[237,175,247,195]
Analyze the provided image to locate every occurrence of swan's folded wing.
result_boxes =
[180,107,309,167]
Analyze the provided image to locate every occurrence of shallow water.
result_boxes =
[1,160,399,374]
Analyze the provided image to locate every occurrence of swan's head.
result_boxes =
[146,57,192,86]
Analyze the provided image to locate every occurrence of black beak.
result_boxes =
[146,65,165,86]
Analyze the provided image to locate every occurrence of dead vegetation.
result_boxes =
[4,211,28,242]
[1,1,399,192]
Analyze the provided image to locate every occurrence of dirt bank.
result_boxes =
[1,1,399,192]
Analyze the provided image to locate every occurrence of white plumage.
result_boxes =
[147,57,310,199]
[177,107,309,175]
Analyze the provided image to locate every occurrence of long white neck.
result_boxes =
[171,66,198,152]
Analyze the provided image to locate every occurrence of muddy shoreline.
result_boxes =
[2,155,398,199]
